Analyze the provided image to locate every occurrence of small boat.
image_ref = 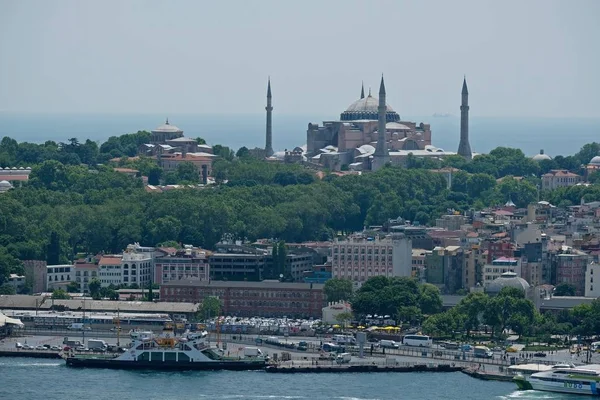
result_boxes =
[514,363,600,395]
[64,329,266,371]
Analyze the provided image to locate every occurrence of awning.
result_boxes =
[0,312,24,328]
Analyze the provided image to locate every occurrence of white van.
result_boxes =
[379,340,399,349]
[67,323,91,331]
[336,353,352,364]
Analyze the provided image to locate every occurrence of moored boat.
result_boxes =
[64,329,267,371]
[514,363,600,395]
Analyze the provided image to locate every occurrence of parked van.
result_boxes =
[336,353,352,364]
[67,323,90,331]
[473,346,493,358]
[379,340,399,349]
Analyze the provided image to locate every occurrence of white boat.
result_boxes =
[65,329,267,371]
[514,363,600,395]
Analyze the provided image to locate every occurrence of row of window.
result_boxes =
[333,247,391,254]
[230,300,311,308]
[48,275,70,282]
[333,255,393,261]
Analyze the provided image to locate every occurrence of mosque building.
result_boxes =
[297,76,471,171]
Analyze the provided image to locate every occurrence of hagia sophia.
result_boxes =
[265,75,473,171]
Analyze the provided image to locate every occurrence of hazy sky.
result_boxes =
[1,0,599,117]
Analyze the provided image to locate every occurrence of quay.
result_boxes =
[266,363,463,373]
[461,367,514,382]
[0,349,62,359]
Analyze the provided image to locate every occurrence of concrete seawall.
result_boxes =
[0,350,62,359]
[266,364,463,373]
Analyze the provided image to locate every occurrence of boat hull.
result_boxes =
[66,357,266,371]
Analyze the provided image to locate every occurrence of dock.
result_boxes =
[0,350,62,359]
[266,363,463,373]
[461,367,514,382]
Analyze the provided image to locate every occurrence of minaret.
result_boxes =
[265,78,274,157]
[360,82,365,99]
[457,76,473,160]
[372,75,389,170]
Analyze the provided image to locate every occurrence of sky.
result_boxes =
[0,0,599,117]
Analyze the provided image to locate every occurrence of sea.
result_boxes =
[0,113,599,157]
[0,357,585,400]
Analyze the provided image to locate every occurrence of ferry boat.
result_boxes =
[64,329,267,371]
[514,363,600,395]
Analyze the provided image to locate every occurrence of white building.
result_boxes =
[483,257,522,286]
[46,264,73,291]
[98,255,123,287]
[585,262,600,298]
[322,301,352,324]
[154,245,209,285]
[331,233,412,288]
[122,249,153,288]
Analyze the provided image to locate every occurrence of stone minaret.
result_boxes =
[265,78,274,157]
[372,75,389,170]
[457,76,473,160]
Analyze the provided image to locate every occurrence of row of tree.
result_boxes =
[325,276,600,340]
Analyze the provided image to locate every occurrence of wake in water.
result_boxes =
[0,362,61,367]
[499,390,577,399]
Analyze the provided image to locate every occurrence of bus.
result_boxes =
[403,334,433,347]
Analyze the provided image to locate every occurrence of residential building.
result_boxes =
[331,233,412,287]
[7,274,25,292]
[160,280,326,318]
[154,245,209,285]
[98,255,123,287]
[208,243,267,282]
[122,247,153,288]
[411,248,428,280]
[585,262,600,298]
[556,250,590,295]
[463,245,486,289]
[435,214,466,231]
[47,264,73,291]
[483,257,522,286]
[424,246,464,294]
[542,170,582,191]
[73,259,98,293]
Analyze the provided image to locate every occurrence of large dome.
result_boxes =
[485,272,530,295]
[340,95,400,122]
[152,119,183,133]
[590,156,600,165]
[532,149,551,161]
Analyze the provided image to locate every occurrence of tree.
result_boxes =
[334,311,353,327]
[236,146,250,159]
[46,231,61,265]
[455,292,488,337]
[418,283,443,315]
[88,278,101,299]
[66,281,80,293]
[195,137,207,145]
[0,283,16,295]
[197,296,222,321]
[554,283,577,296]
[51,288,71,299]
[176,162,200,183]
[324,278,353,303]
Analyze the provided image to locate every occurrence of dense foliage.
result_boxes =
[1,134,600,265]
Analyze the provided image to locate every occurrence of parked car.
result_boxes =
[15,342,23,349]
[22,345,34,350]
[534,352,547,358]
[42,344,51,349]
[50,345,61,351]
[35,345,46,350]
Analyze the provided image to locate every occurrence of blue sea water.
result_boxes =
[0,358,584,400]
[0,113,598,157]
